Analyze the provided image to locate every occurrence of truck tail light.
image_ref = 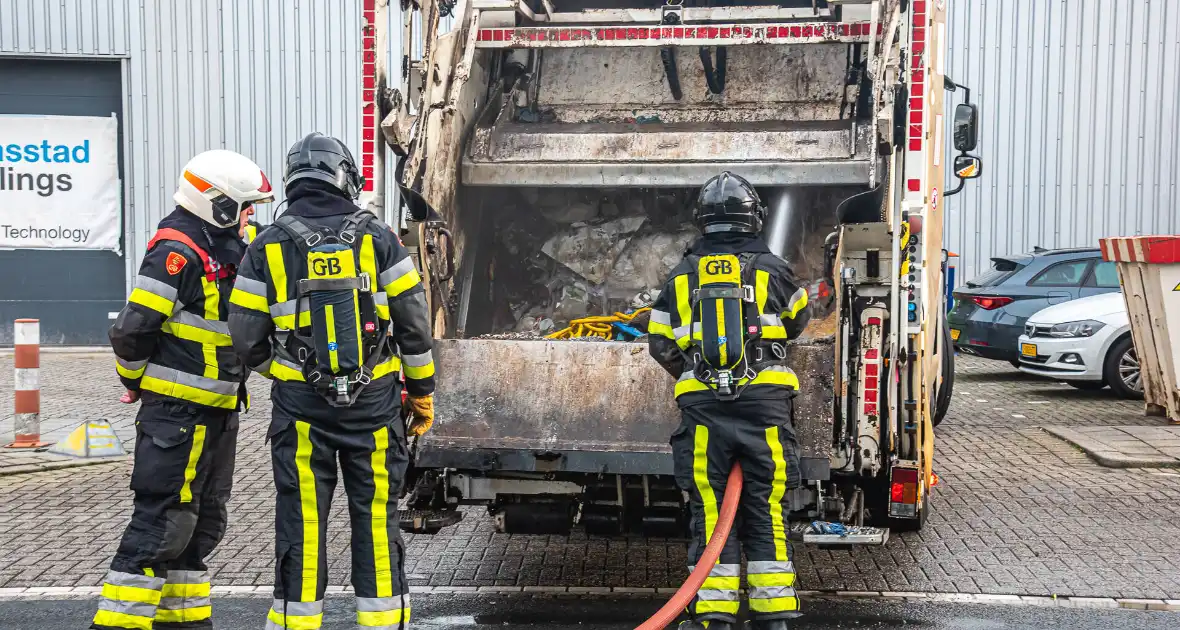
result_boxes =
[971,296,1013,310]
[889,467,920,513]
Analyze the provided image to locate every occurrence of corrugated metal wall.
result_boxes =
[5,0,1179,291]
[943,0,1180,285]
[1,0,405,287]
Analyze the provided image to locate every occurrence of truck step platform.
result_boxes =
[399,508,464,534]
[791,522,889,545]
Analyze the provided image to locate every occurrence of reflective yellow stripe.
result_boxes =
[371,427,394,599]
[270,361,306,382]
[155,606,212,623]
[101,583,162,605]
[266,242,288,303]
[694,599,740,614]
[202,344,218,380]
[674,274,692,349]
[179,425,207,504]
[761,325,788,340]
[748,573,796,587]
[402,361,434,380]
[353,292,364,361]
[749,596,799,613]
[783,288,809,320]
[754,368,799,389]
[360,234,378,288]
[139,376,237,409]
[383,268,421,297]
[267,607,324,630]
[116,362,147,380]
[93,609,153,630]
[325,305,339,373]
[160,582,210,598]
[160,321,232,346]
[766,425,788,562]
[143,569,154,578]
[229,287,269,312]
[273,311,313,330]
[701,576,740,591]
[692,425,718,548]
[295,421,319,603]
[755,269,770,314]
[371,357,402,380]
[245,224,258,243]
[357,608,410,627]
[129,287,175,316]
[647,321,674,338]
[201,277,219,320]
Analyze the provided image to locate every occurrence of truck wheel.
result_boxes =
[1104,336,1144,400]
[933,321,955,427]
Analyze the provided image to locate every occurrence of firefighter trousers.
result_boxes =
[671,395,802,624]
[93,403,239,630]
[267,412,411,630]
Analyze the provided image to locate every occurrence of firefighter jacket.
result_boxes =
[243,219,263,244]
[648,233,811,405]
[227,180,435,430]
[110,208,248,410]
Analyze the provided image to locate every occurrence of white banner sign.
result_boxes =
[0,115,121,250]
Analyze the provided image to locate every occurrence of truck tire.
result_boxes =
[1104,335,1144,400]
[933,322,955,427]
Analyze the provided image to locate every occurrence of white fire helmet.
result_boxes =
[173,150,275,228]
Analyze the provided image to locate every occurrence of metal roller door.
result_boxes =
[0,58,125,345]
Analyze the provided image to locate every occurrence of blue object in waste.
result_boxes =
[809,521,849,537]
[612,322,644,339]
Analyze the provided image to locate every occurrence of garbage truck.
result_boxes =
[357,0,982,544]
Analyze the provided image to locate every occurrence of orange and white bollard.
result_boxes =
[7,319,48,448]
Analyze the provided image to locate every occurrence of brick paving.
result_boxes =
[0,352,1178,600]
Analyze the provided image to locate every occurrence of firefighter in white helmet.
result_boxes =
[93,150,274,630]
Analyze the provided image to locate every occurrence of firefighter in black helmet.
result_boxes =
[648,172,811,630]
[228,132,434,630]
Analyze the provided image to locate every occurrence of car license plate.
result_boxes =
[950,329,961,341]
[1021,343,1037,357]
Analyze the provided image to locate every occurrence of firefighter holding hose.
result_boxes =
[648,172,811,630]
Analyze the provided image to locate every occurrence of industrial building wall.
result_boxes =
[0,0,404,305]
[943,0,1180,286]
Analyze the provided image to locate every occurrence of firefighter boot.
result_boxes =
[679,622,735,630]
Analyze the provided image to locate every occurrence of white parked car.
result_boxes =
[1016,292,1142,399]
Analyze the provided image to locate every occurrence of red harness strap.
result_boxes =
[147,228,235,281]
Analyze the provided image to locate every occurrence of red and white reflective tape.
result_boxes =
[360,0,378,192]
[907,0,928,152]
[7,319,47,449]
[474,21,880,48]
[1100,235,1180,264]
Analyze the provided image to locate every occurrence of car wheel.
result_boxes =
[1103,336,1144,400]
[1067,381,1107,391]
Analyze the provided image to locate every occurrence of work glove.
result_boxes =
[405,394,435,436]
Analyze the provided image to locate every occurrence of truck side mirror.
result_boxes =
[953,155,982,180]
[953,103,978,152]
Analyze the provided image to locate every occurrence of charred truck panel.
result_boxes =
[375,0,978,542]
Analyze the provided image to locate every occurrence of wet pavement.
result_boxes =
[1,593,1177,629]
[1,353,1179,601]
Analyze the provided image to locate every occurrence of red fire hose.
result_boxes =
[636,463,743,630]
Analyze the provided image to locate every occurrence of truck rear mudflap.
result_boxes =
[424,338,835,479]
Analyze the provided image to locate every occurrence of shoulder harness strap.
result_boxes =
[147,228,230,282]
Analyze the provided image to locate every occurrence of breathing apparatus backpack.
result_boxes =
[688,252,784,401]
[272,210,389,407]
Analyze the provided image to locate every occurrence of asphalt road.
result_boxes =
[3,595,1177,630]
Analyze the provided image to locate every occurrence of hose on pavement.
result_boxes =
[636,463,743,630]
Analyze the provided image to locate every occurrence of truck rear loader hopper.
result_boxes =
[382,0,978,545]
